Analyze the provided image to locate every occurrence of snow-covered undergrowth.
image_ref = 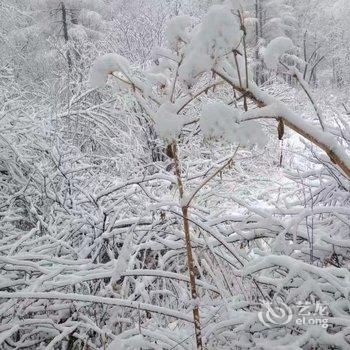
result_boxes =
[1,1,350,350]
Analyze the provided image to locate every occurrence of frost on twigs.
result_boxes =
[154,103,183,140]
[89,53,131,89]
[200,102,267,147]
[263,36,294,70]
[179,5,242,83]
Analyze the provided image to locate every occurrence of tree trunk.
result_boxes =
[60,1,72,69]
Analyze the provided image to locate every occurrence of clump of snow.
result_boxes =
[79,9,103,31]
[179,50,212,84]
[200,102,266,146]
[146,72,169,89]
[154,103,183,140]
[68,25,87,41]
[151,47,179,66]
[179,5,242,83]
[89,53,130,89]
[237,120,268,147]
[332,0,350,19]
[166,15,193,50]
[200,102,239,139]
[263,36,294,69]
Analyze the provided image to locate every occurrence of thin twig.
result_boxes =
[184,146,239,207]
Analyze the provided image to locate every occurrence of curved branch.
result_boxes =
[213,69,350,179]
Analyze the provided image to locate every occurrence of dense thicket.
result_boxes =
[0,1,349,349]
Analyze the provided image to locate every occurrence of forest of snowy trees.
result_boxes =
[1,0,350,349]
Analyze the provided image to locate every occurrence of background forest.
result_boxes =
[1,0,350,349]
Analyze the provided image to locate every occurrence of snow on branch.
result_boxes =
[263,36,294,69]
[200,102,267,147]
[179,5,242,83]
[0,291,193,323]
[89,53,131,89]
[214,68,350,178]
[166,15,193,50]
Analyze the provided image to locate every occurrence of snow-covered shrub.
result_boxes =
[1,1,350,350]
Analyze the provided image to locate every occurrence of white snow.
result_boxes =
[166,15,193,50]
[179,5,242,82]
[332,0,350,19]
[0,291,193,322]
[79,9,103,30]
[107,334,149,350]
[240,87,350,171]
[200,102,266,146]
[263,36,294,69]
[68,25,87,41]
[3,2,350,350]
[200,102,239,139]
[154,103,183,140]
[145,72,169,89]
[89,53,130,89]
